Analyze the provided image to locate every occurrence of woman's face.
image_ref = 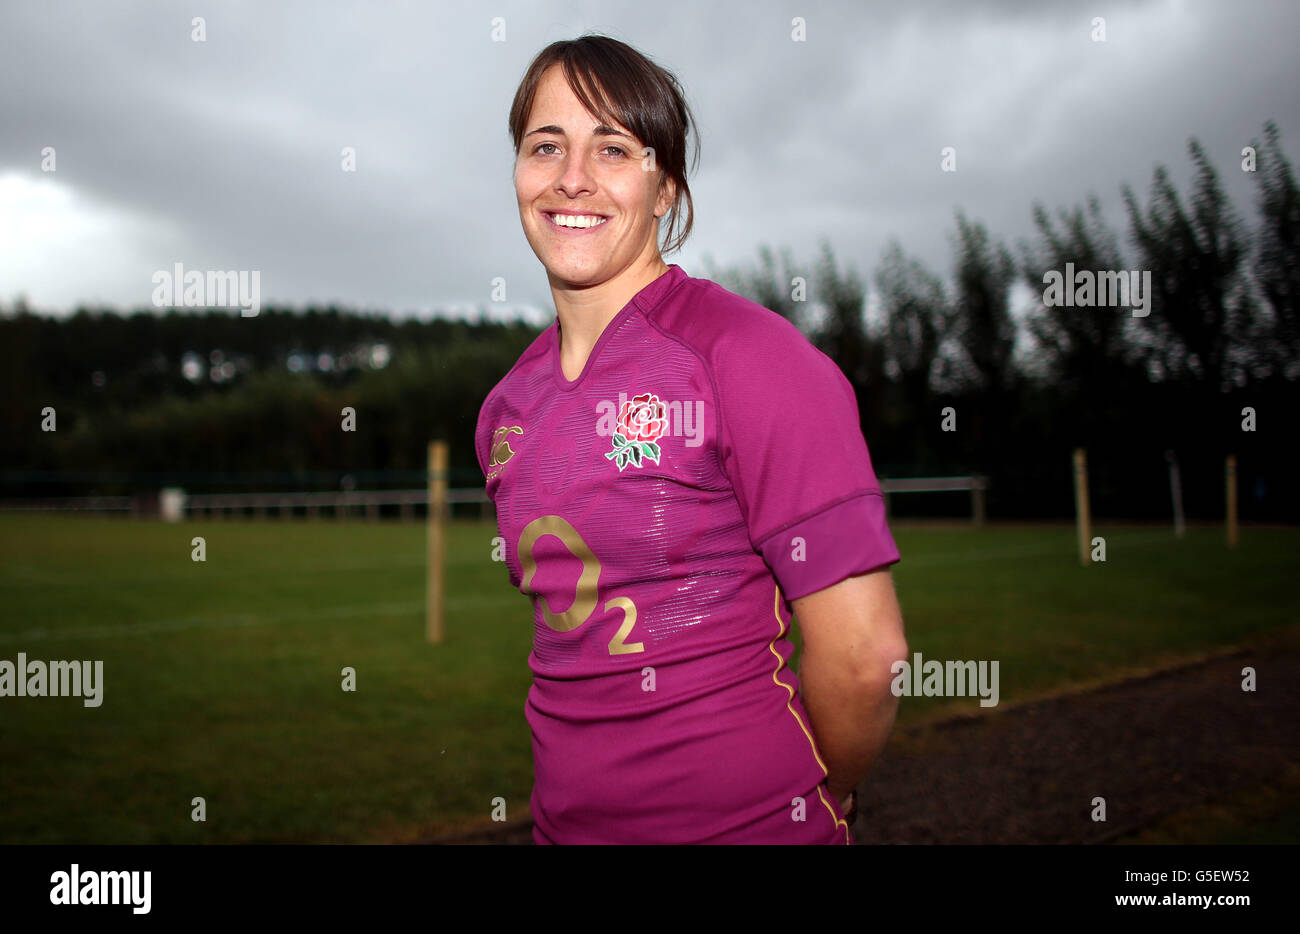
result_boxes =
[514,64,674,288]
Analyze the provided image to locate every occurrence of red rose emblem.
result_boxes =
[617,393,668,443]
[606,392,667,472]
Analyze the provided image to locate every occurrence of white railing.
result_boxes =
[0,489,492,521]
[1,476,989,524]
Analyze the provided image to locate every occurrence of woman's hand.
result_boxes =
[839,790,858,827]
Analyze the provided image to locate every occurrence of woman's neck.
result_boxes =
[552,256,670,376]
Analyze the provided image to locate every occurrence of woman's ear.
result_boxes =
[656,175,677,219]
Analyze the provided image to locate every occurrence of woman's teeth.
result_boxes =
[549,214,607,228]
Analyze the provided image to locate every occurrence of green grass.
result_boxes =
[0,515,1295,843]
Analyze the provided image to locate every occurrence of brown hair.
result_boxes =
[508,34,698,255]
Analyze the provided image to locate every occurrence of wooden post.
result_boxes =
[427,441,448,643]
[971,479,986,528]
[1072,448,1091,566]
[1166,450,1185,538]
[1226,455,1238,549]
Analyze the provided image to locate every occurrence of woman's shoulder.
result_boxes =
[650,271,811,360]
[650,270,852,416]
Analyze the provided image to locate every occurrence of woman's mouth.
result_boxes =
[543,211,609,232]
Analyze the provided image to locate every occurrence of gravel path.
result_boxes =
[853,645,1299,844]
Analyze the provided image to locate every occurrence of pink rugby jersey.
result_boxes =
[474,263,900,844]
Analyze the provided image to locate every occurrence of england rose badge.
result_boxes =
[606,392,666,471]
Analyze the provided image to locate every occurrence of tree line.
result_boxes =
[2,122,1295,520]
[704,122,1295,521]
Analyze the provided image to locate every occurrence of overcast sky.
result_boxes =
[1,0,1297,325]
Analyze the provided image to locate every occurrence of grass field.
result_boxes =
[1,514,1296,843]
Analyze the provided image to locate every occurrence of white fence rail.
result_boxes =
[1,476,989,524]
[0,489,493,521]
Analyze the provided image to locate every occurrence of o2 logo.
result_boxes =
[516,515,644,655]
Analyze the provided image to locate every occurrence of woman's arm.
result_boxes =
[793,567,908,802]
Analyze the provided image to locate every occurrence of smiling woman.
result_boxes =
[506,39,698,380]
[476,34,907,845]
[508,35,696,250]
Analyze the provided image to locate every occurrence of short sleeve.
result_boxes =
[715,316,899,602]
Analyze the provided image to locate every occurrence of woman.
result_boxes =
[476,34,907,844]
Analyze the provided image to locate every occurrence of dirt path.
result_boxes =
[424,642,1300,845]
[854,644,1300,844]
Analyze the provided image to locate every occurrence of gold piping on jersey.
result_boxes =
[767,583,852,844]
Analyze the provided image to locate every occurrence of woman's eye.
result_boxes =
[532,142,626,157]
